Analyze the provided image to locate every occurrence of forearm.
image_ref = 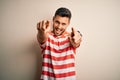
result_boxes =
[37,31,48,44]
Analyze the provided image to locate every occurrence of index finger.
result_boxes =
[42,20,46,30]
[71,27,76,34]
[46,20,50,29]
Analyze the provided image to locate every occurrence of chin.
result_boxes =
[55,33,62,36]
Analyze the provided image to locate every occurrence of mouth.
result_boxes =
[54,28,63,36]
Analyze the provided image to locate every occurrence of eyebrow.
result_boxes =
[55,20,67,25]
[62,23,66,25]
[55,20,60,23]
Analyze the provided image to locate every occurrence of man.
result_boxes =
[37,7,82,80]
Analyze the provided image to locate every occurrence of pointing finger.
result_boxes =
[41,20,44,29]
[44,20,46,30]
[71,27,75,37]
[46,20,50,29]
[42,20,46,30]
[72,27,76,34]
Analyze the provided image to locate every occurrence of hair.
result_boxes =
[54,7,72,20]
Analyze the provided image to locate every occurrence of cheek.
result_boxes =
[63,26,67,30]
[53,23,58,28]
[61,27,67,32]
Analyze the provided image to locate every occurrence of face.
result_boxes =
[53,15,70,36]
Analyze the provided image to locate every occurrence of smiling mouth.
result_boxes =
[56,28,62,31]
[54,28,63,35]
[56,29,61,34]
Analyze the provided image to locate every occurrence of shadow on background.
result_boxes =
[30,40,43,80]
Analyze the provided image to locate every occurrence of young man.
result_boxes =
[37,7,82,80]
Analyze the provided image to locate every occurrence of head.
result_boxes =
[53,7,72,36]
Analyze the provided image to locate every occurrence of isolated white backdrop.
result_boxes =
[0,0,120,80]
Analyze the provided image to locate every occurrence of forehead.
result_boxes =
[54,15,70,23]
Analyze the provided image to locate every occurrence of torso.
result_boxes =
[40,31,76,80]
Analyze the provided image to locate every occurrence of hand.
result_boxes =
[37,20,50,43]
[69,27,82,47]
[37,20,50,34]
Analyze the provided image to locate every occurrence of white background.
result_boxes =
[0,0,120,80]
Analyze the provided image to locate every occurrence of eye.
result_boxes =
[55,21,60,24]
[62,23,66,26]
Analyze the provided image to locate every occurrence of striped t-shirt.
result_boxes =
[39,31,76,80]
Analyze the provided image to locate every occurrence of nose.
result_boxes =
[57,24,62,29]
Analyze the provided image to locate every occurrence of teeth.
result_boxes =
[56,29,61,31]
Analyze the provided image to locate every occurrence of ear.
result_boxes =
[68,20,70,25]
[67,18,70,25]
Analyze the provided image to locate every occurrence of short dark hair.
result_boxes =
[54,7,72,20]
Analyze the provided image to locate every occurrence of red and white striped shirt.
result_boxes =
[39,31,76,80]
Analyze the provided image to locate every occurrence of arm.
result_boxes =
[37,20,50,44]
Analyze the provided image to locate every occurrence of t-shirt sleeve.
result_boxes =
[39,42,46,50]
